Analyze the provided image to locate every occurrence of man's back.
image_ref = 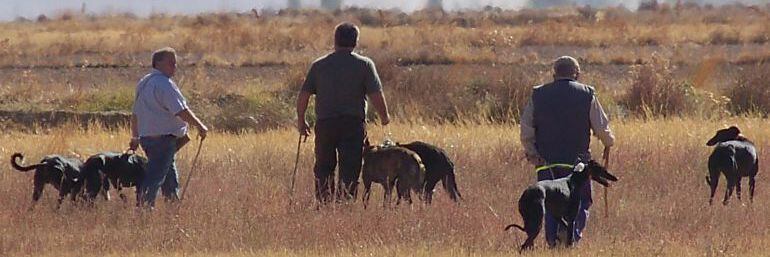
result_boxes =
[133,70,189,137]
[532,79,594,164]
[302,51,381,120]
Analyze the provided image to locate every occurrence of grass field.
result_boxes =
[1,119,769,256]
[2,4,770,257]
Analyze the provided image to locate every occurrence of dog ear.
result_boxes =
[728,126,740,135]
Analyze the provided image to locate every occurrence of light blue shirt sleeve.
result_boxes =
[156,79,188,116]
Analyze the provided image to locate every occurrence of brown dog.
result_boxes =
[362,141,425,208]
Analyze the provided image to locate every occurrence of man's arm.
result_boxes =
[367,91,390,125]
[177,109,208,140]
[589,96,615,160]
[129,114,139,150]
[296,90,312,136]
[520,100,542,166]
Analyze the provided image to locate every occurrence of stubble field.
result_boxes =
[2,5,770,257]
[2,120,770,256]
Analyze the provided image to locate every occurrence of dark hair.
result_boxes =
[152,47,176,68]
[334,22,359,48]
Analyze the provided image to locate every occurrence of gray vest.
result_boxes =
[532,79,594,164]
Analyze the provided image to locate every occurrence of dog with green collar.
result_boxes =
[505,160,618,252]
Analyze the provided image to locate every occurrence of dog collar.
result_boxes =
[535,163,574,173]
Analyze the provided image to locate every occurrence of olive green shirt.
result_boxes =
[301,50,382,120]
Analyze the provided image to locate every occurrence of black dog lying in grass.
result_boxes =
[10,152,84,209]
[706,126,758,205]
[81,151,147,205]
[397,141,462,204]
[505,160,618,252]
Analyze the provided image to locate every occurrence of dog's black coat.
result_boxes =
[10,153,84,208]
[397,141,461,203]
[505,160,618,252]
[706,126,758,205]
[81,152,147,204]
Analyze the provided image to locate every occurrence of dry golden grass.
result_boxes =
[0,6,768,68]
[2,118,770,256]
[2,6,770,256]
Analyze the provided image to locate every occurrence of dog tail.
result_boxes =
[504,224,526,232]
[442,172,462,202]
[10,153,43,172]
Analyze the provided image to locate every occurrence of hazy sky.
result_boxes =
[1,0,767,21]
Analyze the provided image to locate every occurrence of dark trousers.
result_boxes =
[313,116,366,203]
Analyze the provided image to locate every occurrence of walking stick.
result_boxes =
[288,134,306,207]
[180,137,205,201]
[603,149,611,218]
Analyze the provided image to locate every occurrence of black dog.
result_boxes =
[505,160,618,252]
[397,141,461,203]
[81,151,147,205]
[706,126,758,205]
[10,153,84,208]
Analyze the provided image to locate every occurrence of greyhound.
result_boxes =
[706,126,758,205]
[397,141,462,203]
[80,151,147,205]
[505,160,618,252]
[362,141,425,208]
[10,153,84,209]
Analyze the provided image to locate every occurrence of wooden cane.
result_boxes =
[180,137,204,201]
[603,149,611,218]
[288,134,306,208]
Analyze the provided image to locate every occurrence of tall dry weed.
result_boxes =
[726,64,770,116]
[621,57,727,118]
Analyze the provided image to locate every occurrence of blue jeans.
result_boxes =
[537,167,591,247]
[140,135,181,207]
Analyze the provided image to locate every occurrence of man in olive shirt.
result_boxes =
[296,22,391,204]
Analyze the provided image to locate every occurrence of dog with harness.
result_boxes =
[81,150,148,205]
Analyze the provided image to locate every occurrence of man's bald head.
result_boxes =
[553,56,581,79]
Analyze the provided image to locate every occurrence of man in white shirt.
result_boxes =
[130,47,208,208]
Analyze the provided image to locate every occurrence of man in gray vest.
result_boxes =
[296,22,390,204]
[519,56,615,246]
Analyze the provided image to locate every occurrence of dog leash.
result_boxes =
[535,163,574,180]
[381,123,394,147]
[180,137,205,201]
[534,163,574,173]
